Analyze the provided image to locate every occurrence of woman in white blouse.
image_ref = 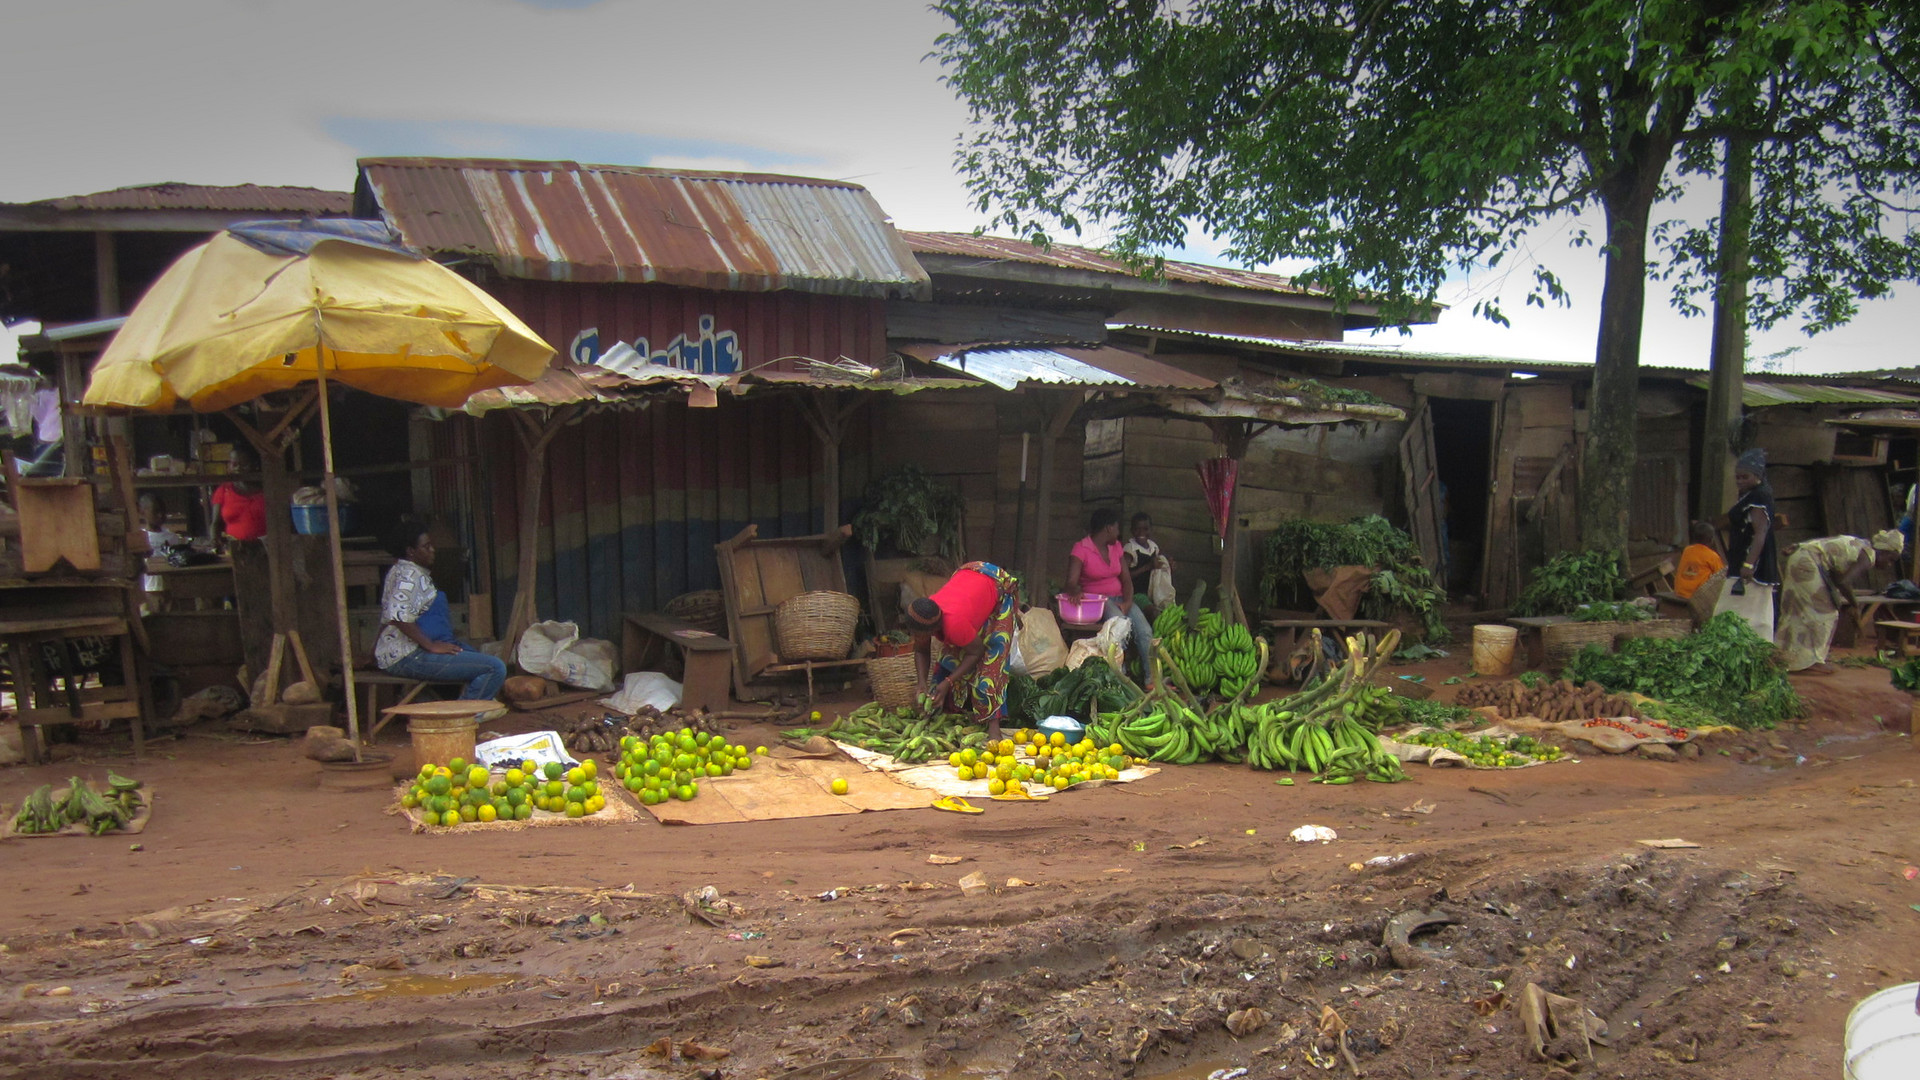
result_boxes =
[375,520,506,701]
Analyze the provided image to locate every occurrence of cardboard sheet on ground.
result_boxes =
[836,740,1159,797]
[1381,729,1576,770]
[641,752,927,825]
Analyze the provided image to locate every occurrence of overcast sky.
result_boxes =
[1,0,1909,374]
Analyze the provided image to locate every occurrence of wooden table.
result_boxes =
[622,612,734,712]
[144,558,235,611]
[1506,615,1572,669]
[1853,594,1920,648]
[0,583,151,763]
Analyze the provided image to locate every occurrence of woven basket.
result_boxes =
[1615,618,1690,645]
[774,590,860,661]
[867,654,919,710]
[1542,620,1631,671]
[663,589,727,636]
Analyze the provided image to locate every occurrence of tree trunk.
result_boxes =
[1581,186,1663,561]
[1699,135,1753,522]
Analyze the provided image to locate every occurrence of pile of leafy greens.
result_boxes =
[1569,600,1651,623]
[1007,659,1140,726]
[1514,550,1627,617]
[1260,516,1446,641]
[852,466,967,559]
[1563,613,1801,729]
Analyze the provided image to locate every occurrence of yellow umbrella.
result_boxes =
[85,220,554,748]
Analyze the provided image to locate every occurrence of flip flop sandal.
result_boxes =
[932,796,984,814]
[990,789,1049,801]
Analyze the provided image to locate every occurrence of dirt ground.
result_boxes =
[2,648,1917,1080]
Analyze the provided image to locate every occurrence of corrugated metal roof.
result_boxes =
[903,232,1328,299]
[359,158,930,299]
[1680,376,1920,408]
[461,361,978,414]
[894,342,1215,391]
[16,183,351,215]
[1109,325,1590,371]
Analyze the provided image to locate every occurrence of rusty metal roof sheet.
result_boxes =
[1680,376,1920,408]
[358,158,930,299]
[902,231,1328,299]
[895,342,1216,391]
[15,183,351,215]
[462,361,977,414]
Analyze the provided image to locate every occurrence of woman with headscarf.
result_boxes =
[1721,448,1779,590]
[901,560,1022,738]
[1776,529,1907,673]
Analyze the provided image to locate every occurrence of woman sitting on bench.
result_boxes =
[375,518,506,701]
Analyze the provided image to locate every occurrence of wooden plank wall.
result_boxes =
[1749,407,1840,549]
[1104,415,1402,607]
[1481,383,1577,608]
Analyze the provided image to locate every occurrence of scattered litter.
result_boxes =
[1208,1069,1249,1080]
[743,956,783,968]
[1290,825,1338,844]
[1005,877,1036,887]
[1168,837,1210,850]
[1360,852,1424,873]
[1518,982,1610,1065]
[1103,867,1132,874]
[726,931,766,941]
[958,871,989,897]
[1225,1007,1270,1037]
[926,854,964,865]
[1403,799,1436,815]
[1638,838,1701,849]
[816,889,843,902]
[1905,866,1918,881]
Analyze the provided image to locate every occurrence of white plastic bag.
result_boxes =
[603,671,683,714]
[516,620,617,691]
[1712,581,1775,644]
[1065,615,1131,672]
[1148,565,1176,610]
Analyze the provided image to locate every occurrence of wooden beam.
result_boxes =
[1025,389,1084,592]
[502,405,580,654]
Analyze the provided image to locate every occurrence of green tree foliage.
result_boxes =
[934,0,1920,558]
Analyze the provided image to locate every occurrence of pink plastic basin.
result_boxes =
[1056,593,1107,623]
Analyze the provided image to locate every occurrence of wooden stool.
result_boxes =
[1876,620,1920,657]
[360,670,469,741]
[621,612,735,712]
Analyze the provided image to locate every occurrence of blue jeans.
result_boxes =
[1105,598,1155,677]
[383,643,507,701]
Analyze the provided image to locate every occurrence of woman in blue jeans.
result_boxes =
[374,522,506,701]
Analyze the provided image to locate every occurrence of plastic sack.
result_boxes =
[1147,566,1176,610]
[515,620,617,691]
[603,671,683,714]
[473,730,576,771]
[1016,607,1068,679]
[1065,615,1131,672]
[1712,580,1775,643]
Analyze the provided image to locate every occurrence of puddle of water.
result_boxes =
[329,973,517,1002]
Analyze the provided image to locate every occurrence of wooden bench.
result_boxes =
[359,670,470,742]
[1506,615,1572,669]
[1877,620,1920,658]
[621,612,733,713]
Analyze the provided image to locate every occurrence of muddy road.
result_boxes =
[1,665,1916,1080]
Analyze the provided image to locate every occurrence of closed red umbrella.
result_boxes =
[1197,456,1238,538]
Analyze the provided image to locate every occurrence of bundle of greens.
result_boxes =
[1570,600,1651,623]
[1513,550,1626,617]
[1259,515,1447,640]
[1271,377,1387,406]
[1008,659,1140,726]
[1891,658,1920,692]
[1397,697,1480,729]
[1563,613,1801,729]
[852,465,967,559]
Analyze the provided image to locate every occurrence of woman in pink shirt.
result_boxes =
[1066,507,1154,678]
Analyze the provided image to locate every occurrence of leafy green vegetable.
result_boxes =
[1570,600,1651,623]
[1633,698,1723,730]
[1392,642,1448,662]
[1516,670,1548,689]
[1270,377,1385,406]
[1259,516,1447,641]
[1008,659,1140,725]
[852,466,967,559]
[1563,613,1800,729]
[1891,659,1920,693]
[1514,551,1626,617]
[1397,697,1479,729]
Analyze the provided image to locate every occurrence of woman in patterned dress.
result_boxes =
[902,561,1022,737]
[1775,529,1905,674]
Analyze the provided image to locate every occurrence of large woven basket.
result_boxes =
[663,589,727,636]
[867,654,919,710]
[1615,618,1690,645]
[1542,620,1630,671]
[775,590,860,661]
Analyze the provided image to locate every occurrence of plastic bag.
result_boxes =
[515,620,617,691]
[1016,608,1068,679]
[1065,615,1130,672]
[1148,565,1176,610]
[1712,580,1775,643]
[603,671,683,714]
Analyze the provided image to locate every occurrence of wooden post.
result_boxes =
[502,406,579,655]
[1026,390,1083,597]
[796,391,867,535]
[313,362,362,753]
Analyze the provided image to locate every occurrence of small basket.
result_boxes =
[867,654,919,709]
[775,590,860,661]
[664,589,727,636]
[1542,620,1630,671]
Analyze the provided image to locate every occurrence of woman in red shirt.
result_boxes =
[902,561,1021,737]
[210,447,268,543]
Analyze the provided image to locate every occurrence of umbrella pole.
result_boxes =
[314,361,362,756]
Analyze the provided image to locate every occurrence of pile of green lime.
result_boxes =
[400,757,608,826]
[613,729,765,805]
